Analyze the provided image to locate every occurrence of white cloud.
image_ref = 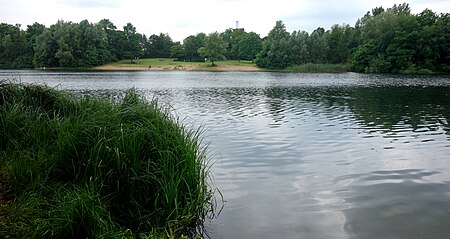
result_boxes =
[57,0,122,8]
[0,0,449,41]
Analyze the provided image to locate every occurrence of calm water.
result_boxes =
[2,70,450,238]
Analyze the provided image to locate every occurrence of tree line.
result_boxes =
[1,3,449,73]
[256,3,450,73]
[0,19,262,69]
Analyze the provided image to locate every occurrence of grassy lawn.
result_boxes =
[101,59,351,73]
[215,60,256,66]
[114,58,202,67]
[102,58,257,70]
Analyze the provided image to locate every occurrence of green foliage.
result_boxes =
[197,32,227,66]
[1,2,448,73]
[97,19,119,61]
[0,192,49,238]
[351,4,450,73]
[289,30,309,64]
[183,33,206,62]
[285,63,351,73]
[46,188,120,238]
[256,21,349,69]
[256,21,293,69]
[254,3,448,73]
[220,28,247,60]
[122,23,143,63]
[238,32,262,61]
[170,42,184,59]
[0,82,215,238]
[144,33,175,58]
[216,29,262,61]
[326,24,351,64]
[33,19,119,68]
[307,27,329,64]
[0,23,32,68]
[9,19,145,68]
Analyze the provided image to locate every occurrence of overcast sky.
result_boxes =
[1,0,449,41]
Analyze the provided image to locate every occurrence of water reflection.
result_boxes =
[2,70,450,238]
[168,84,450,238]
[338,169,450,239]
[348,86,450,133]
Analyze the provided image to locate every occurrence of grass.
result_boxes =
[100,58,258,71]
[0,81,216,238]
[100,58,351,73]
[108,58,207,70]
[284,63,351,73]
[214,60,256,66]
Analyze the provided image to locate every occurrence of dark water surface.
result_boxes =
[2,70,450,238]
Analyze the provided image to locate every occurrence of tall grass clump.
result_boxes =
[0,81,215,238]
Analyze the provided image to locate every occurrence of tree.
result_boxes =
[24,22,45,66]
[326,24,351,64]
[183,33,206,62]
[290,30,309,64]
[0,23,31,68]
[238,32,262,61]
[144,33,174,58]
[197,32,227,66]
[388,3,411,15]
[256,20,293,69]
[52,20,78,67]
[33,28,58,67]
[349,5,437,73]
[220,28,246,60]
[122,23,142,63]
[1,3,448,73]
[170,42,184,59]
[77,20,106,66]
[429,13,450,72]
[31,19,116,67]
[307,27,328,63]
[372,6,385,16]
[97,19,120,61]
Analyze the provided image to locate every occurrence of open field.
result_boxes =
[94,59,352,73]
[94,58,262,72]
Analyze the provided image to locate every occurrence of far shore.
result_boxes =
[29,59,354,73]
[93,58,262,72]
[91,59,354,73]
[94,63,262,72]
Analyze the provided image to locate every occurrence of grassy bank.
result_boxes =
[94,58,352,73]
[0,82,214,238]
[284,63,351,73]
[95,58,260,71]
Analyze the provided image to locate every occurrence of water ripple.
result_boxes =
[3,70,450,239]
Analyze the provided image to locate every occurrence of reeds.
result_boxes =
[285,63,351,73]
[0,81,214,238]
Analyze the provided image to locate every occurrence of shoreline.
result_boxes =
[93,64,262,72]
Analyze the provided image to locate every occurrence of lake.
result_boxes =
[2,70,450,238]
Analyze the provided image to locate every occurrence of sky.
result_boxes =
[1,0,449,42]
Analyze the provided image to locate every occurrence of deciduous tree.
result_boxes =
[183,33,206,62]
[197,32,227,66]
[238,32,262,61]
[256,20,293,69]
